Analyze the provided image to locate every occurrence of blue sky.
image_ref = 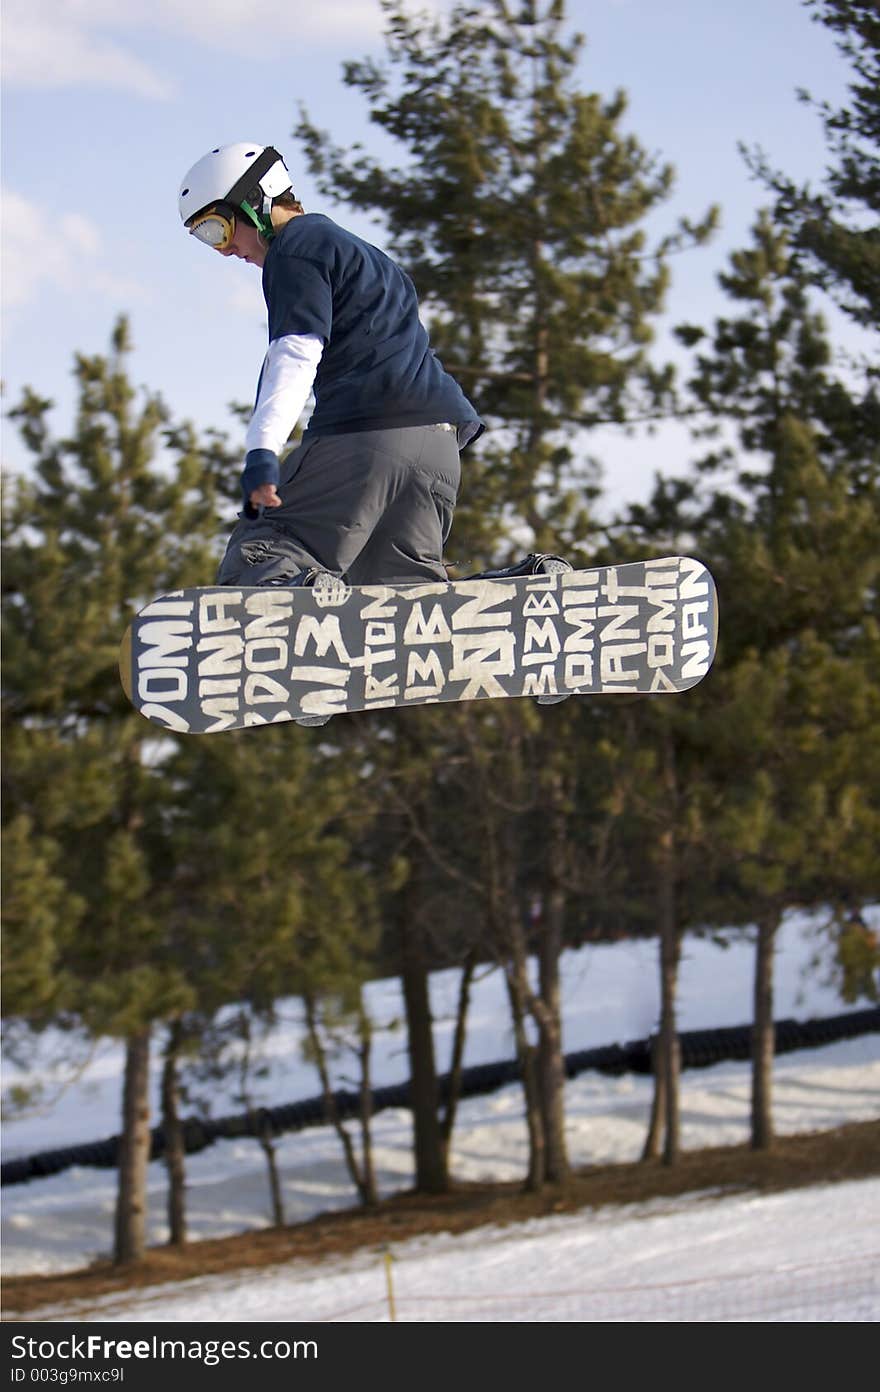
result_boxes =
[1,0,853,517]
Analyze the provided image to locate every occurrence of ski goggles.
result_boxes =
[187,203,239,250]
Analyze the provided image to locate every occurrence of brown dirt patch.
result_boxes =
[3,1119,878,1319]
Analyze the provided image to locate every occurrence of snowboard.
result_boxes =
[119,556,718,734]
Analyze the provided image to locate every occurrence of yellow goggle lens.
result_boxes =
[188,208,235,250]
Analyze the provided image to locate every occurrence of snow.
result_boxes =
[0,911,860,1159]
[2,911,878,1321]
[27,1179,879,1324]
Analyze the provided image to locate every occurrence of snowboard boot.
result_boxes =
[291,570,350,726]
[296,568,351,607]
[472,552,573,582]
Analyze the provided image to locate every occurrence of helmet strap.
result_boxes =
[224,146,287,240]
[239,200,274,240]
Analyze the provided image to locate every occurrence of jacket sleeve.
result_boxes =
[240,332,324,515]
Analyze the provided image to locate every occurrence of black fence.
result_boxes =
[3,1005,877,1187]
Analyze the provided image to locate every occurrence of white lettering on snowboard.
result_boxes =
[135,595,195,731]
[130,559,716,730]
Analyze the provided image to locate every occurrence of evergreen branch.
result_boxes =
[379,769,484,896]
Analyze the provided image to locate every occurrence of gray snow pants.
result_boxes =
[217,423,462,589]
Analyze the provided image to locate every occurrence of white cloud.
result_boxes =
[1,2,175,100]
[155,0,387,48]
[1,189,150,311]
[1,0,387,97]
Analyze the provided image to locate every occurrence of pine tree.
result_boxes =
[3,320,223,1260]
[586,660,723,1168]
[295,0,716,566]
[293,0,716,1194]
[745,0,880,329]
[673,213,880,1147]
[356,708,482,1195]
[165,723,383,1213]
[0,815,83,1025]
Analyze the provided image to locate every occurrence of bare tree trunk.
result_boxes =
[441,949,478,1161]
[655,732,682,1168]
[303,990,371,1205]
[114,1026,151,1265]
[641,1034,665,1161]
[233,1012,285,1225]
[658,833,682,1166]
[246,1108,286,1227]
[161,1019,187,1246]
[536,924,568,1181]
[357,999,378,1207]
[399,883,448,1194]
[751,913,779,1150]
[505,927,545,1193]
[537,786,570,1183]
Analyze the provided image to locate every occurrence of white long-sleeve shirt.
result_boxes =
[244,332,324,458]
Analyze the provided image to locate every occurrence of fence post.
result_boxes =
[384,1246,396,1322]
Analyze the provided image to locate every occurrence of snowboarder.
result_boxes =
[178,143,484,583]
[178,142,569,720]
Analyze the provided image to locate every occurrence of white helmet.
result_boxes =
[178,143,293,232]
